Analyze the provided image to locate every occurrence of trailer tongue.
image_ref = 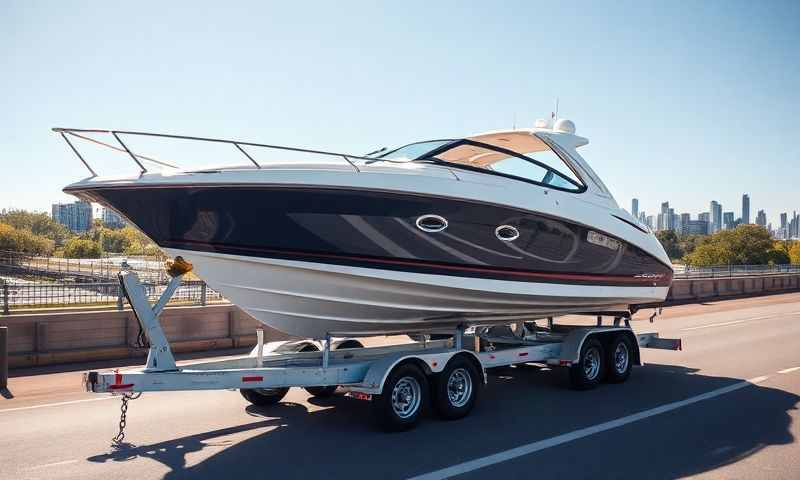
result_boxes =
[85,270,681,435]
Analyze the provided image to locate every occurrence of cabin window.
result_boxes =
[427,141,584,192]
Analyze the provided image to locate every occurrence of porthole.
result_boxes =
[495,225,520,242]
[416,214,448,233]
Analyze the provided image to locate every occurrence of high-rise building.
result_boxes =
[741,194,750,224]
[631,198,639,219]
[698,212,711,234]
[723,211,735,230]
[683,220,709,236]
[780,212,788,229]
[645,215,654,230]
[710,201,722,233]
[52,201,92,233]
[101,208,125,228]
[657,202,670,231]
[639,211,646,224]
[756,210,767,227]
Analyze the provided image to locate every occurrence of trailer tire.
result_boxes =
[605,334,633,383]
[240,387,289,406]
[432,356,480,421]
[372,363,428,432]
[568,337,605,390]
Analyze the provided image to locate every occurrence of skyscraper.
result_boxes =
[631,198,639,219]
[723,211,735,230]
[756,210,767,227]
[658,202,670,231]
[741,194,750,224]
[710,201,722,233]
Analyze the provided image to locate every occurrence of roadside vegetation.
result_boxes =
[0,209,162,259]
[656,225,798,267]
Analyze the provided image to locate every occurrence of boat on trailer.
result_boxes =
[84,269,681,432]
[57,119,672,339]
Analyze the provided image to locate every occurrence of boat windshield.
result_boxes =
[423,141,585,192]
[369,140,454,162]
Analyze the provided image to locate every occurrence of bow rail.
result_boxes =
[53,127,366,177]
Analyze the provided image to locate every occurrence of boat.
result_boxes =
[56,119,673,338]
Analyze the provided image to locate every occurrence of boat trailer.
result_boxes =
[85,270,681,437]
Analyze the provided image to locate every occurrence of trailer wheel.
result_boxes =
[240,387,290,406]
[433,356,480,421]
[568,337,605,390]
[605,334,633,383]
[373,363,428,432]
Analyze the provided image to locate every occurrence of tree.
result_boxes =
[0,210,72,245]
[684,224,786,266]
[62,238,104,258]
[789,242,800,265]
[655,230,683,260]
[678,234,704,257]
[0,222,55,255]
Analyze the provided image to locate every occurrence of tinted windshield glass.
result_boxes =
[428,142,583,191]
[374,140,453,161]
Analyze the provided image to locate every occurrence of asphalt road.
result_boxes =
[2,293,799,479]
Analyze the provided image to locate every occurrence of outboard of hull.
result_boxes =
[166,249,669,338]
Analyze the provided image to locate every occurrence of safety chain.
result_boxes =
[111,392,142,446]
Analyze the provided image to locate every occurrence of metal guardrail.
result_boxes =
[673,264,800,279]
[0,279,224,313]
[0,251,168,283]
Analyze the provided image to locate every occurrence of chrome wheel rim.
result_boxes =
[447,368,472,408]
[583,346,601,380]
[614,342,629,374]
[391,376,422,419]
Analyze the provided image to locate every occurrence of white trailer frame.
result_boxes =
[85,272,681,430]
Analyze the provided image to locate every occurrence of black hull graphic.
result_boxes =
[71,185,672,287]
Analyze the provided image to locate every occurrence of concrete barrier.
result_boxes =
[2,273,799,369]
[665,273,800,304]
[1,304,289,369]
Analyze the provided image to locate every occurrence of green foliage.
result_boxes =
[62,237,104,258]
[655,230,683,260]
[0,209,71,245]
[684,225,786,266]
[788,241,800,265]
[678,234,704,257]
[0,222,55,255]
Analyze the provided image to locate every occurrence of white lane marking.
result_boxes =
[681,319,752,331]
[778,367,800,374]
[25,459,80,470]
[0,396,116,413]
[408,375,771,480]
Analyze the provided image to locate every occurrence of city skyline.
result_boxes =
[630,193,799,239]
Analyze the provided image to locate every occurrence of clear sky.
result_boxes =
[2,1,798,225]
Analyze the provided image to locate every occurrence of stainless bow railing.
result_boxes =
[52,127,375,176]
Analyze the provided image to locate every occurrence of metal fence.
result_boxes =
[0,251,168,283]
[673,264,800,279]
[0,279,225,314]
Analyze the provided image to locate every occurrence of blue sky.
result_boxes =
[2,1,798,225]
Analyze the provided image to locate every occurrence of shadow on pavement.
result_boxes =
[86,364,797,480]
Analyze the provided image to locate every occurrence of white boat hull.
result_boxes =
[168,249,668,338]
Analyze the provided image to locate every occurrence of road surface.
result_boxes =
[2,293,799,479]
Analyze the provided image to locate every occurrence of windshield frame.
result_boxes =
[419,138,588,193]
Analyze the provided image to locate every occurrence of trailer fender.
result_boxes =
[556,328,641,367]
[355,350,482,395]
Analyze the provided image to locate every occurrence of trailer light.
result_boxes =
[519,352,528,357]
[242,376,263,382]
[559,360,572,366]
[349,392,372,401]
[109,383,134,390]
[431,362,438,367]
